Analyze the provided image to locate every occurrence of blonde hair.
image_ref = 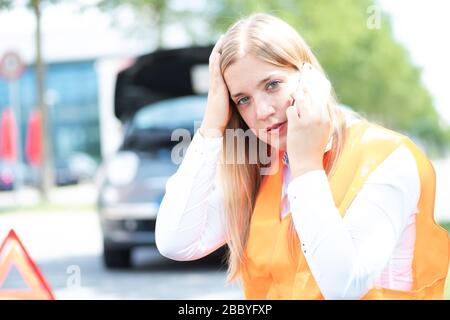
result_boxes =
[218,13,347,284]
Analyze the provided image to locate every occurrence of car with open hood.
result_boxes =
[97,46,215,268]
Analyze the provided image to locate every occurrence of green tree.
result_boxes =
[94,0,168,48]
[93,0,213,48]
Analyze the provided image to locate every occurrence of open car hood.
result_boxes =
[114,45,213,122]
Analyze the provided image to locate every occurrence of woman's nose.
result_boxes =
[254,98,276,121]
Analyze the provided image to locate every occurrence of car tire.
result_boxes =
[103,245,132,269]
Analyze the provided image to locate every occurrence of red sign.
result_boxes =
[0,107,18,161]
[0,51,25,81]
[0,230,55,300]
[25,109,42,166]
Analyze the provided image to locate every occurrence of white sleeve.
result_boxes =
[155,129,227,261]
[287,145,421,299]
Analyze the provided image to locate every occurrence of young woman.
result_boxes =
[155,13,449,300]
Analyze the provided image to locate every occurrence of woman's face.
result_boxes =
[223,54,299,151]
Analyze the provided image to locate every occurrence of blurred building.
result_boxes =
[0,3,155,178]
[0,60,100,164]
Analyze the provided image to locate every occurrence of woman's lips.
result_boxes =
[266,121,287,134]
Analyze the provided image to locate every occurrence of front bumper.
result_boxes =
[99,202,159,248]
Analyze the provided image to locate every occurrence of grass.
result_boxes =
[441,222,450,233]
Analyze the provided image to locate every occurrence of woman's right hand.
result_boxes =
[200,35,231,138]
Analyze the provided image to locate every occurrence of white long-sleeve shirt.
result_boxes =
[155,114,421,300]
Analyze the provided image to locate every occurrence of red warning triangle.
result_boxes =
[0,229,55,300]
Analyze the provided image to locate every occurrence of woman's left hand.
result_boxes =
[285,63,332,178]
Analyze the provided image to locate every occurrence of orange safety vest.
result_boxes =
[242,119,450,299]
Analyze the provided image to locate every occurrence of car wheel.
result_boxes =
[103,244,132,269]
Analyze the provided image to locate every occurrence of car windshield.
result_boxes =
[131,95,207,130]
[122,95,207,154]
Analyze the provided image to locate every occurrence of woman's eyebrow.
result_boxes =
[231,72,282,98]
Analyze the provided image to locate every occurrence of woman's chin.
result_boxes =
[264,134,287,151]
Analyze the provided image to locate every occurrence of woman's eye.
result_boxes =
[266,80,280,90]
[237,96,250,105]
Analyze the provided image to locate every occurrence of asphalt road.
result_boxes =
[0,211,244,300]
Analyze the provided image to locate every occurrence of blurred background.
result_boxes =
[0,0,449,299]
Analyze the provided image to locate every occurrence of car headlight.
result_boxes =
[106,152,139,186]
[102,185,120,204]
